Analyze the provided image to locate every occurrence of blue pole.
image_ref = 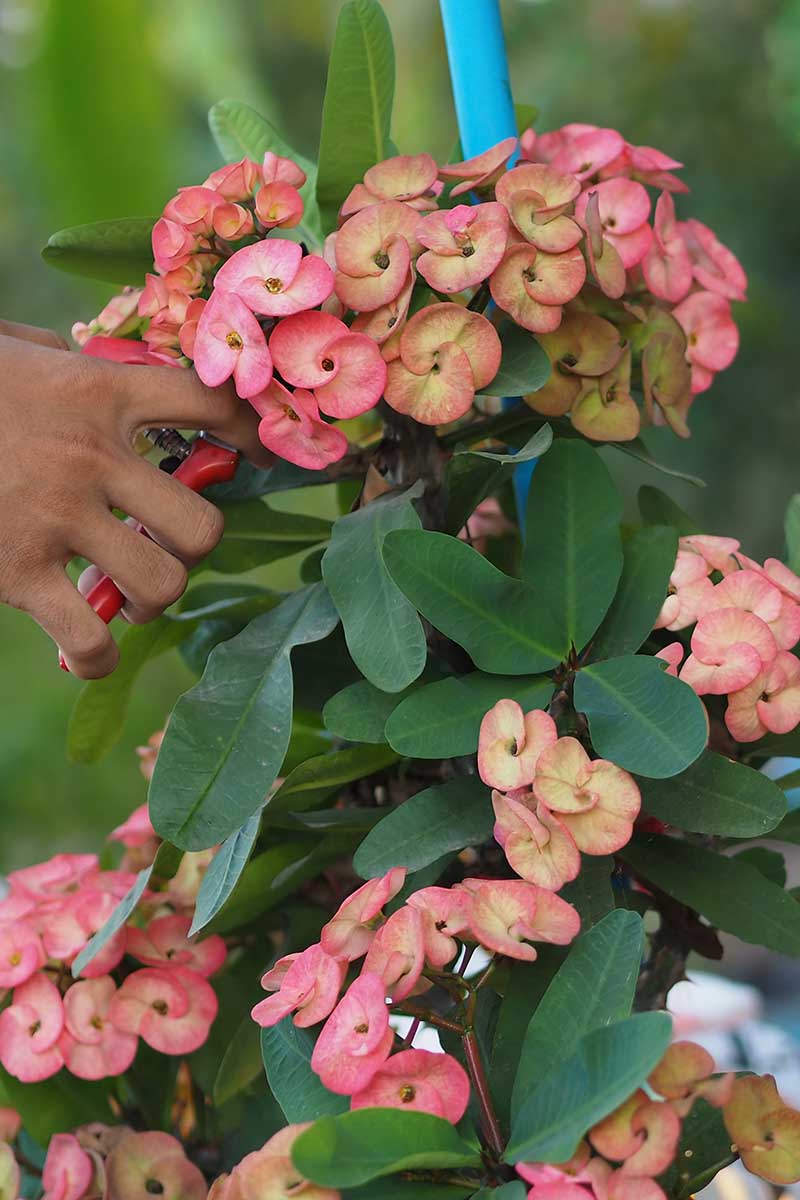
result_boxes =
[439,0,536,522]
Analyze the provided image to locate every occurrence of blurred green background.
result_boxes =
[0,0,798,865]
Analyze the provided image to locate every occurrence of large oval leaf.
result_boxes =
[316,0,395,228]
[323,487,427,694]
[149,584,339,850]
[385,672,553,759]
[261,1020,349,1124]
[511,910,644,1122]
[622,833,800,956]
[573,655,707,778]
[42,217,155,284]
[591,525,678,660]
[323,680,410,743]
[292,1110,480,1188]
[506,1013,673,1165]
[353,776,492,878]
[384,530,567,675]
[637,751,786,837]
[482,323,551,397]
[523,439,623,652]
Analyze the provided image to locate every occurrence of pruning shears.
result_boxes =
[59,428,239,672]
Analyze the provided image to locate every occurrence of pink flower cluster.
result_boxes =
[251,864,579,1116]
[37,1128,207,1200]
[519,1040,733,1200]
[654,535,800,742]
[0,823,225,1083]
[478,702,641,891]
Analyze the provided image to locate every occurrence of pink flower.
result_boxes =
[351,1049,470,1122]
[269,311,387,418]
[492,790,581,892]
[213,239,334,316]
[212,202,255,241]
[655,642,684,677]
[108,966,217,1055]
[580,191,626,300]
[0,973,65,1081]
[490,242,586,333]
[649,1041,734,1116]
[105,1132,207,1200]
[681,219,747,301]
[0,1109,20,1143]
[342,153,441,217]
[108,803,155,849]
[725,650,800,742]
[458,878,580,961]
[80,335,178,368]
[248,380,348,470]
[351,265,416,347]
[672,291,739,394]
[362,906,426,1001]
[320,867,406,961]
[126,914,226,978]
[575,179,652,269]
[679,607,777,695]
[72,286,142,346]
[532,737,642,857]
[255,182,304,230]
[192,289,272,399]
[642,192,692,302]
[178,297,207,359]
[415,202,509,293]
[590,1090,681,1177]
[42,1133,94,1200]
[438,136,518,196]
[549,126,625,180]
[163,186,225,235]
[262,151,307,189]
[218,1124,338,1200]
[0,920,45,988]
[152,217,195,274]
[7,854,97,904]
[0,1143,19,1200]
[251,943,346,1028]
[60,977,138,1080]
[311,973,394,1095]
[478,701,557,790]
[334,201,420,311]
[203,157,261,201]
[600,140,688,193]
[495,163,582,253]
[406,886,473,968]
[44,889,128,978]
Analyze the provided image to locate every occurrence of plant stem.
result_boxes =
[395,1002,464,1034]
[462,1028,505,1161]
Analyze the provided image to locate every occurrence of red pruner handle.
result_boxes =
[59,439,240,671]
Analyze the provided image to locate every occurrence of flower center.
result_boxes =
[321,357,335,371]
[265,277,283,293]
[461,241,476,258]
[8,951,21,966]
[151,999,169,1015]
[282,405,301,422]
[90,1015,104,1030]
[688,332,698,346]
[374,252,390,270]
[522,266,538,283]
[225,330,244,350]
[28,1019,41,1038]
[145,1181,165,1195]
[399,1085,416,1103]
[354,1022,370,1035]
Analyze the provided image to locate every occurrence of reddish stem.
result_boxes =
[462,1028,505,1161]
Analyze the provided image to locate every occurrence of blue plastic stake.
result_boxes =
[439,0,536,523]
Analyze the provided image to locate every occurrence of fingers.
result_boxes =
[110,456,225,565]
[115,365,274,469]
[76,515,189,626]
[28,570,119,679]
[0,320,70,351]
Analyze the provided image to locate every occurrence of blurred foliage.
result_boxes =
[0,0,798,860]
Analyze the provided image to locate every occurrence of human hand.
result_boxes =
[0,320,272,678]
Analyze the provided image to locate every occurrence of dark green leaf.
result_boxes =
[506,1013,672,1164]
[72,866,152,978]
[353,777,491,878]
[444,452,509,535]
[316,0,395,228]
[323,486,427,693]
[785,495,800,575]
[638,485,699,536]
[622,833,800,955]
[472,1186,526,1200]
[456,425,552,465]
[573,655,707,778]
[149,584,339,850]
[659,1098,737,1199]
[213,1014,263,1106]
[286,808,386,834]
[515,102,539,132]
[207,458,341,504]
[636,751,786,837]
[591,526,678,660]
[385,672,553,759]
[0,1069,114,1145]
[292,1110,480,1188]
[733,847,787,887]
[42,216,155,283]
[189,811,262,936]
[344,1185,475,1200]
[384,530,567,674]
[261,1020,349,1123]
[523,440,623,652]
[614,439,705,488]
[206,501,331,574]
[323,680,409,743]
[558,856,615,928]
[483,323,551,396]
[67,617,190,762]
[267,744,400,819]
[769,808,800,845]
[511,910,644,1122]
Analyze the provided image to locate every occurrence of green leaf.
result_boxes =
[292,1110,480,1188]
[322,680,409,743]
[345,1186,475,1200]
[385,672,553,759]
[316,0,395,228]
[207,458,341,504]
[769,808,800,845]
[558,855,615,928]
[622,833,800,955]
[733,846,787,887]
[614,439,705,488]
[515,102,539,133]
[523,440,623,652]
[638,485,699,536]
[456,425,553,465]
[659,1098,737,1199]
[261,1020,349,1124]
[636,751,786,837]
[323,486,427,694]
[786,494,800,575]
[444,452,510,535]
[483,323,552,396]
[42,216,155,283]
[204,840,325,935]
[591,526,678,660]
[506,1012,672,1164]
[511,910,644,1122]
[188,811,261,936]
[213,1014,263,1107]
[353,776,491,878]
[67,617,190,762]
[384,530,567,674]
[573,655,707,778]
[267,744,399,819]
[149,584,339,850]
[72,865,152,978]
[472,1186,526,1200]
[0,1069,113,1145]
[206,501,332,574]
